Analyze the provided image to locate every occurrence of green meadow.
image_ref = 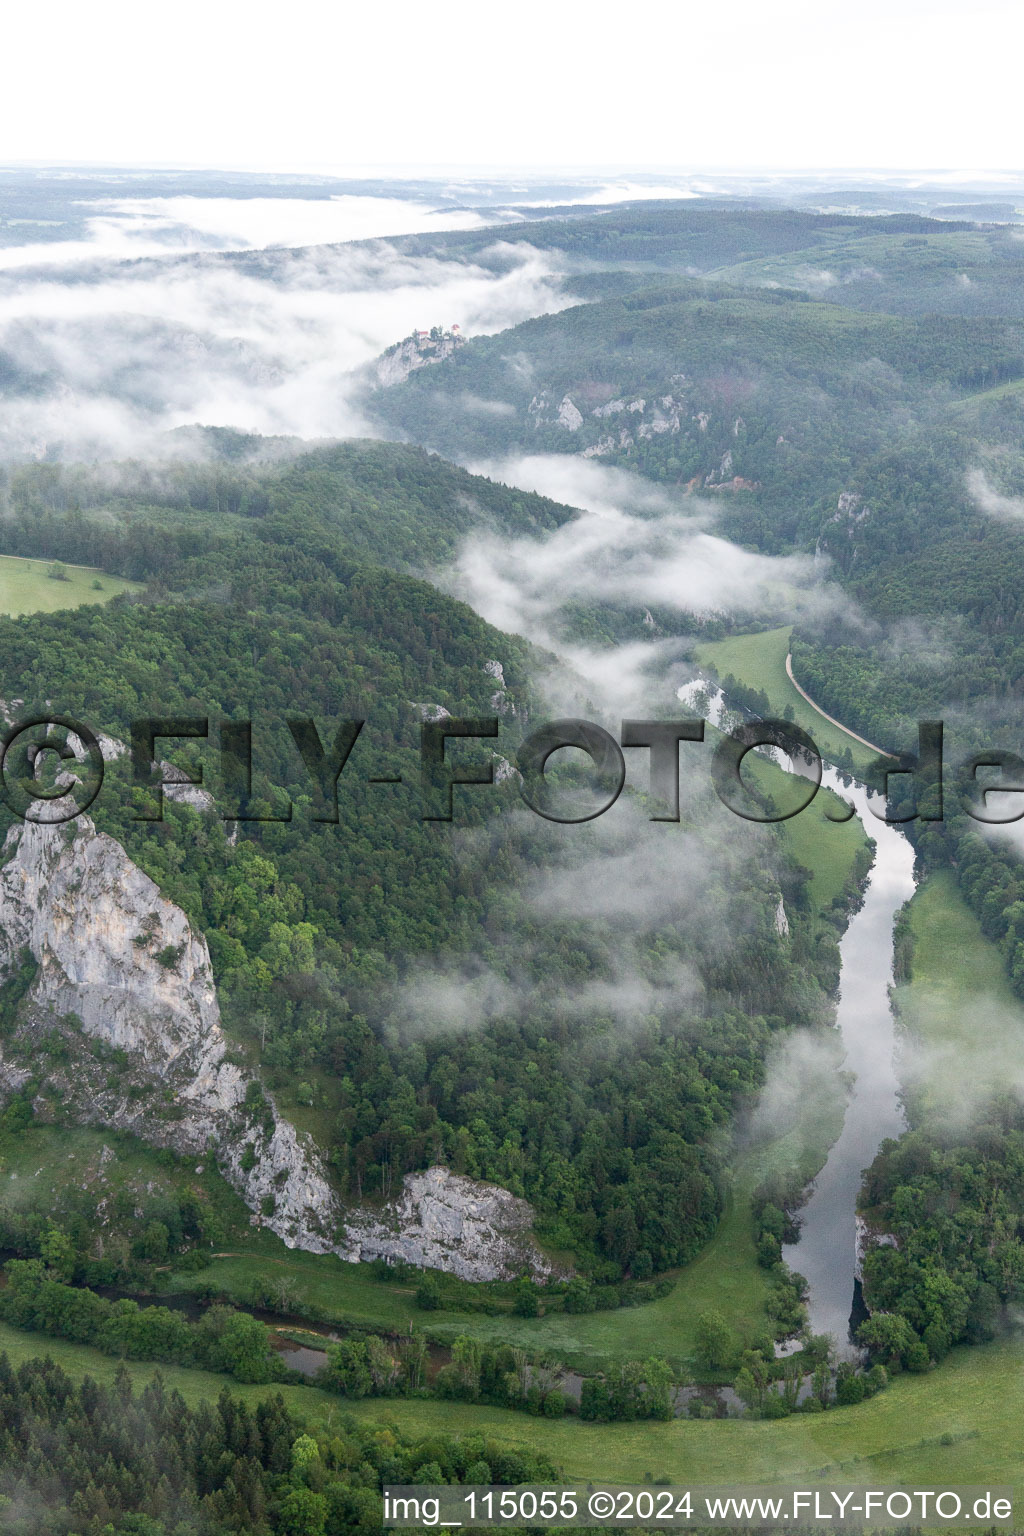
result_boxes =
[894,869,1024,1118]
[345,1332,1024,1489]
[165,1180,773,1377]
[0,553,140,616]
[3,1311,1023,1493]
[695,625,880,776]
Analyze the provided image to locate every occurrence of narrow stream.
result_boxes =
[679,682,917,1353]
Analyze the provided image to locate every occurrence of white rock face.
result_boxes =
[556,395,583,431]
[0,816,339,1251]
[0,817,220,1063]
[0,817,551,1279]
[375,330,463,388]
[338,1166,553,1281]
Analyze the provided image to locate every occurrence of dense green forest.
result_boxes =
[351,202,1024,1385]
[9,199,1024,1496]
[0,1353,555,1534]
[367,205,1024,1077]
[858,1105,1024,1368]
[0,444,841,1276]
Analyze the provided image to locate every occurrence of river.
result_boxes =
[679,682,917,1354]
[780,767,916,1351]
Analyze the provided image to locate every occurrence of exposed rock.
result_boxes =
[0,816,553,1280]
[636,401,682,439]
[705,450,735,486]
[0,816,339,1251]
[64,726,216,814]
[492,753,521,785]
[556,395,583,431]
[338,1166,555,1281]
[774,896,790,938]
[483,658,514,716]
[374,328,464,388]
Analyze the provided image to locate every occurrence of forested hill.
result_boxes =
[0,447,844,1279]
[380,201,1024,316]
[362,206,1024,1022]
[0,438,578,578]
[366,253,1024,748]
[367,203,976,278]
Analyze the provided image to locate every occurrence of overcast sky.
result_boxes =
[1,0,1021,174]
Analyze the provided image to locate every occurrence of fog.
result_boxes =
[967,465,1024,521]
[0,193,499,270]
[387,790,772,1044]
[448,453,859,715]
[0,241,575,458]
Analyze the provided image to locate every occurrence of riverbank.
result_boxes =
[0,1306,1021,1490]
[694,626,880,777]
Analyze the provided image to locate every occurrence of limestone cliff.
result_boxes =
[0,815,339,1250]
[375,328,464,387]
[338,1166,554,1281]
[0,816,550,1279]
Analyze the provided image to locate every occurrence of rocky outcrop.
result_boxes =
[375,329,464,387]
[0,816,340,1251]
[0,816,552,1279]
[774,896,790,938]
[556,395,583,431]
[338,1166,554,1281]
[483,658,515,716]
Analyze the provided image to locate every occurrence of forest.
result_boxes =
[0,1353,556,1534]
[352,202,1024,1386]
[5,196,1024,1511]
[0,443,845,1276]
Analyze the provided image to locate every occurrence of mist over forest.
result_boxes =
[2,141,1024,1529]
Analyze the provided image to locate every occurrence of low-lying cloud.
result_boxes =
[967,465,1024,521]
[0,193,497,270]
[0,240,575,458]
[448,453,859,714]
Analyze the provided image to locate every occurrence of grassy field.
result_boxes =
[894,869,1024,1119]
[0,554,140,616]
[5,1310,1011,1490]
[161,1195,773,1376]
[3,1303,1024,1490]
[345,1332,1024,1488]
[160,1083,851,1380]
[754,753,868,914]
[695,626,879,777]
[0,1317,343,1423]
[0,1123,253,1233]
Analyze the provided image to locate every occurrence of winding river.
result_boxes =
[781,767,916,1350]
[680,683,917,1352]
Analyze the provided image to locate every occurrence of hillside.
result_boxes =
[0,441,853,1295]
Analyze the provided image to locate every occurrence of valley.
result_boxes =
[3,188,1024,1523]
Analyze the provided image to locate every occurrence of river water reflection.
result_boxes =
[677,682,916,1353]
[781,768,916,1351]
